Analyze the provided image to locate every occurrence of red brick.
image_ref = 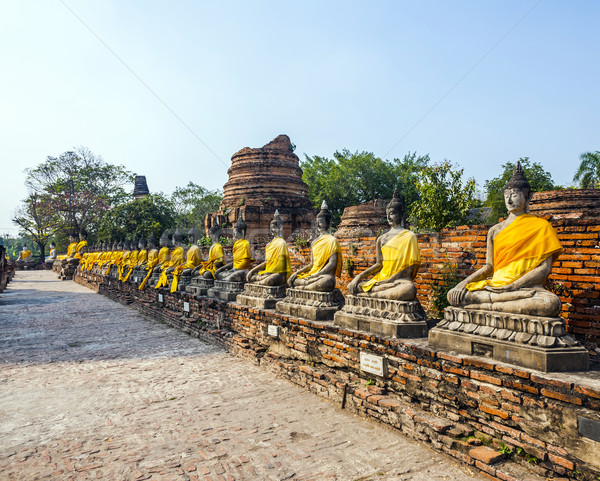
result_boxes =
[494,365,530,379]
[464,358,496,371]
[548,453,575,471]
[470,445,503,464]
[540,388,582,405]
[574,384,600,399]
[471,371,502,386]
[530,374,572,390]
[437,352,463,364]
[479,404,510,420]
[502,379,539,395]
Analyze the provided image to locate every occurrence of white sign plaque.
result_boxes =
[267,325,279,337]
[158,294,164,303]
[360,351,387,377]
[183,301,190,312]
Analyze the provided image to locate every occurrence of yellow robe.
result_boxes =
[67,242,78,258]
[199,243,224,277]
[170,245,203,293]
[258,237,291,278]
[105,251,123,275]
[297,234,342,279]
[121,250,139,282]
[467,214,563,291]
[118,251,132,280]
[232,239,253,270]
[155,247,185,289]
[74,240,88,259]
[21,250,32,259]
[362,229,421,292]
[136,249,148,267]
[138,249,160,290]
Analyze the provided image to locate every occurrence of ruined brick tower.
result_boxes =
[206,135,315,241]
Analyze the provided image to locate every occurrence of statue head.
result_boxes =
[138,236,146,250]
[270,210,283,238]
[79,229,87,241]
[188,227,198,245]
[50,242,56,249]
[316,200,332,234]
[386,188,405,227]
[504,161,532,214]
[209,220,221,243]
[148,233,157,249]
[117,240,124,251]
[69,231,77,243]
[159,230,169,247]
[172,227,183,247]
[233,212,247,241]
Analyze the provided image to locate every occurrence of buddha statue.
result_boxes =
[237,211,291,309]
[246,210,290,286]
[118,240,133,281]
[429,162,588,371]
[147,231,171,285]
[44,242,57,269]
[170,228,203,292]
[288,201,342,292]
[276,201,343,321]
[193,221,224,279]
[334,190,427,337]
[74,231,88,260]
[155,228,186,289]
[447,162,562,317]
[216,216,254,282]
[16,245,34,270]
[139,235,160,290]
[347,190,420,300]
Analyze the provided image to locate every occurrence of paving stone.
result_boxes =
[1,271,485,480]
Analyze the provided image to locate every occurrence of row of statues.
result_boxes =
[73,163,588,370]
[75,163,564,317]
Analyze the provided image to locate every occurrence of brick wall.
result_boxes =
[77,270,600,481]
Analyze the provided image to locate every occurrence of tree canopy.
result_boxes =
[24,147,133,238]
[170,182,223,230]
[96,194,176,242]
[573,151,600,189]
[301,150,429,226]
[11,193,58,261]
[483,157,557,222]
[411,160,477,231]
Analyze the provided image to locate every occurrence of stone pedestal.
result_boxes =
[334,295,427,338]
[185,277,214,297]
[429,307,589,372]
[236,284,287,310]
[59,259,79,280]
[207,280,246,302]
[172,274,193,293]
[276,288,343,321]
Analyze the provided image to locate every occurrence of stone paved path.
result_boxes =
[0,271,484,481]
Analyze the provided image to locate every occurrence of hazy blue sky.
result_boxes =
[1,1,599,236]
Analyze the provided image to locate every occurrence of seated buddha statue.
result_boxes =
[44,242,57,269]
[170,229,203,292]
[138,235,161,289]
[155,229,186,289]
[447,162,563,317]
[347,190,420,300]
[192,221,224,279]
[216,216,254,282]
[288,201,341,292]
[247,210,290,286]
[150,231,171,278]
[16,245,34,269]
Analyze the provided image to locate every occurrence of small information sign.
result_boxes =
[360,351,387,378]
[183,302,190,313]
[158,293,164,304]
[267,325,279,338]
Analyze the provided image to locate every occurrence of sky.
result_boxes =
[1,1,599,237]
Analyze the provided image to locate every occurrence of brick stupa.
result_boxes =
[206,135,315,241]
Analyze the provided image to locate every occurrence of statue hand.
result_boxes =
[347,280,358,295]
[484,284,515,294]
[448,286,467,306]
[288,273,297,287]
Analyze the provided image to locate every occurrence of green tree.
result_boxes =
[573,151,600,189]
[24,147,133,239]
[411,160,477,232]
[96,194,176,242]
[170,182,223,229]
[11,193,59,263]
[301,150,429,226]
[483,157,556,222]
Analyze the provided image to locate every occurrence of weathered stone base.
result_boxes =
[185,277,213,297]
[429,307,589,372]
[276,288,343,321]
[208,280,246,302]
[236,283,287,310]
[334,295,427,338]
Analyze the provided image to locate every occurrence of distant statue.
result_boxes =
[246,210,291,286]
[170,229,203,292]
[288,201,341,292]
[216,215,254,282]
[155,228,185,289]
[193,221,224,279]
[447,162,563,317]
[347,189,420,300]
[17,245,32,262]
